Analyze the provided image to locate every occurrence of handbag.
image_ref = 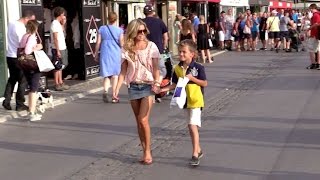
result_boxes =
[170,77,189,109]
[17,35,38,71]
[243,25,251,34]
[208,39,213,47]
[34,50,55,72]
[107,25,121,48]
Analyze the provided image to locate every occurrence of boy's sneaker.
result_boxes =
[102,93,109,103]
[29,113,42,122]
[198,151,204,159]
[189,156,200,166]
[306,64,317,69]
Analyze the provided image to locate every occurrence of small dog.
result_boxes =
[37,89,54,113]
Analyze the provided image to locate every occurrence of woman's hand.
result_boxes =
[152,84,160,94]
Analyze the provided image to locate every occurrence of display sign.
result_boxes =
[220,0,249,7]
[82,2,101,78]
[21,0,42,6]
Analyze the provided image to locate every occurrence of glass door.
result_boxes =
[0,0,7,95]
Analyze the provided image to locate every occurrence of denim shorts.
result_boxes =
[128,83,154,100]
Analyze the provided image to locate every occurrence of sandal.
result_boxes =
[111,98,119,103]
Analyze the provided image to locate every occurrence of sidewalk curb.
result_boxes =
[0,85,103,124]
[0,50,226,123]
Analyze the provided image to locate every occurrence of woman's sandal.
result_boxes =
[111,98,119,103]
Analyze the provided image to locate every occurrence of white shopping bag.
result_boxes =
[170,77,189,109]
[34,50,55,72]
[265,31,269,40]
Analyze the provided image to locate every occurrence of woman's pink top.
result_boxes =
[19,34,37,55]
[122,41,160,86]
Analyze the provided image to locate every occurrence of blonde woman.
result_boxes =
[113,19,160,165]
[179,19,196,43]
[197,15,213,63]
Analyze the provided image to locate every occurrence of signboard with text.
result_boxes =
[82,0,101,78]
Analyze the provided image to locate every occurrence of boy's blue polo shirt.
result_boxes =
[172,60,206,108]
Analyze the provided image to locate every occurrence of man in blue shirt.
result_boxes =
[191,12,200,32]
[291,9,298,23]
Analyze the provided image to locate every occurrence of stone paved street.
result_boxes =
[1,49,320,180]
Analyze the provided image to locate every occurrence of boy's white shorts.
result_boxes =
[185,108,202,127]
[218,31,225,42]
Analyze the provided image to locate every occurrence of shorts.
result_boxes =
[307,37,320,53]
[243,33,251,39]
[280,31,290,41]
[23,71,41,92]
[218,31,225,41]
[159,54,167,78]
[128,83,154,100]
[52,49,68,70]
[184,108,202,127]
[224,30,232,40]
[259,30,267,40]
[251,31,258,40]
[268,31,280,39]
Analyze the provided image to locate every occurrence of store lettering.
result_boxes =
[22,0,36,3]
[83,0,97,6]
[89,29,97,44]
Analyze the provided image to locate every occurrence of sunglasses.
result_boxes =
[137,29,147,34]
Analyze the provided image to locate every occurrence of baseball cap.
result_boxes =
[144,5,154,14]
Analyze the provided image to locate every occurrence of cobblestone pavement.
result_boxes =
[1,49,318,180]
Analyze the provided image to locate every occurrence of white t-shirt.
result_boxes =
[6,21,26,58]
[50,19,66,50]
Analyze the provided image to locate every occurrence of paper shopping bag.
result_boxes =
[170,77,189,109]
[34,50,55,72]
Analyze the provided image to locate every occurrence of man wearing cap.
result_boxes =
[143,5,168,103]
[267,10,281,52]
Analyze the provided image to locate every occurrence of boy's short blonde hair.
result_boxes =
[178,39,198,59]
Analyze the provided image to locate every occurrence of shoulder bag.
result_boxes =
[17,34,38,71]
[107,25,121,48]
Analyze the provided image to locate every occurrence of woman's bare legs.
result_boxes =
[200,50,206,63]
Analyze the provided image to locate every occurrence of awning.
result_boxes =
[220,0,249,7]
[269,1,293,9]
[249,0,269,6]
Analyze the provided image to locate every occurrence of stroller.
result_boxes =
[155,50,174,101]
[289,28,302,52]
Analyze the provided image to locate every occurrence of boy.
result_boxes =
[160,39,207,166]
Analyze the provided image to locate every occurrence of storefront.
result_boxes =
[269,1,293,11]
[19,0,102,80]
[0,0,7,95]
[249,0,269,13]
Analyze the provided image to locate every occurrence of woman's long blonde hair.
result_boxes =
[124,19,150,61]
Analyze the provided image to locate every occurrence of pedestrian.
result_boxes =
[50,7,70,91]
[20,20,43,121]
[142,4,168,103]
[2,10,35,111]
[259,12,268,50]
[218,11,226,50]
[191,12,200,32]
[233,16,242,51]
[251,13,259,51]
[180,19,196,42]
[197,15,213,63]
[279,12,293,52]
[306,4,320,69]
[243,14,253,51]
[225,9,234,51]
[113,19,161,165]
[174,14,183,44]
[160,39,207,166]
[267,10,281,52]
[94,12,124,103]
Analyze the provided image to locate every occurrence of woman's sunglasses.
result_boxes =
[137,29,148,34]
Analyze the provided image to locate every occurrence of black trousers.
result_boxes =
[3,57,27,107]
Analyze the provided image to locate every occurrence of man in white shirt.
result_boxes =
[2,10,35,111]
[50,7,69,91]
